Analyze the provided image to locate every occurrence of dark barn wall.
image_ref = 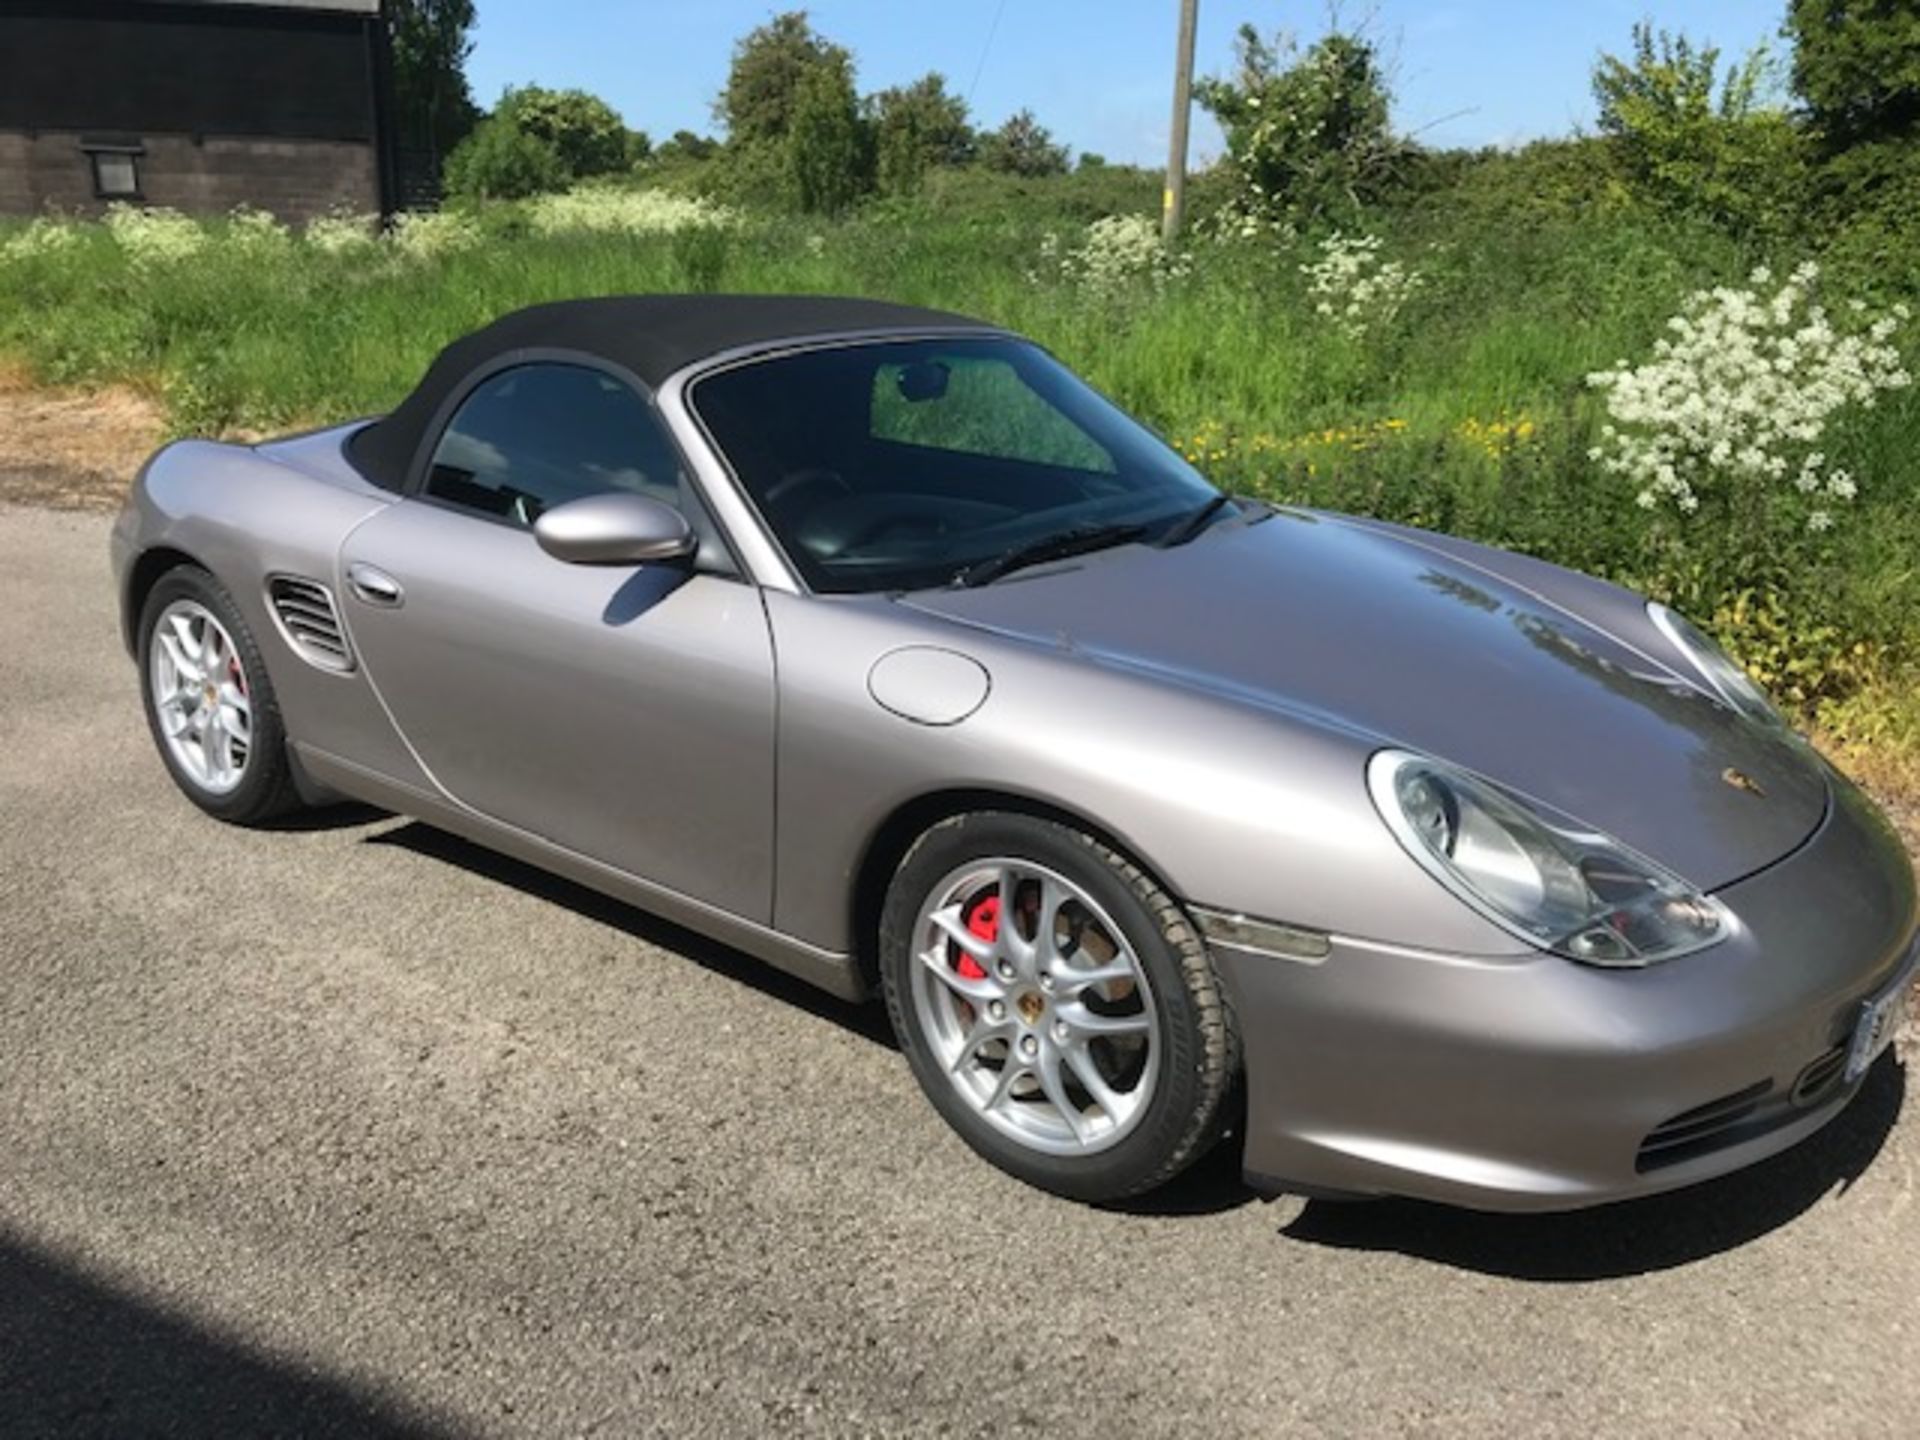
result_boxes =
[0,132,380,222]
[0,0,389,221]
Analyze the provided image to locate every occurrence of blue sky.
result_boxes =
[468,2,1784,166]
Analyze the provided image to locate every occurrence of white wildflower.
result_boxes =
[304,210,379,258]
[389,210,482,262]
[1,215,83,263]
[524,186,736,237]
[105,204,208,269]
[1587,267,1908,528]
[1299,232,1422,340]
[1039,214,1185,299]
[222,205,292,262]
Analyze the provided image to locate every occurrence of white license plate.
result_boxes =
[1845,983,1910,1083]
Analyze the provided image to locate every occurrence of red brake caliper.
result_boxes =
[958,894,1000,981]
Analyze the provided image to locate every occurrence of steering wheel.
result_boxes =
[762,467,851,514]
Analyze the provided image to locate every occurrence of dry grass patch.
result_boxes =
[0,366,164,510]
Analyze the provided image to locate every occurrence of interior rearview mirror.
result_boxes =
[896,361,951,403]
[534,492,697,566]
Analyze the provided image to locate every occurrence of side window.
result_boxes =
[870,354,1115,473]
[425,363,692,528]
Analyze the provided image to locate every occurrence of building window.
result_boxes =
[82,140,144,200]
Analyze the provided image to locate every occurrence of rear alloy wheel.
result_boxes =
[139,567,302,825]
[880,812,1238,1202]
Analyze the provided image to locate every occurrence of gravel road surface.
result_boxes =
[2,502,1916,1438]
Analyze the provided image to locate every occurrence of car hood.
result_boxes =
[898,509,1827,891]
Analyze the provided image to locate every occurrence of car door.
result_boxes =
[338,360,776,923]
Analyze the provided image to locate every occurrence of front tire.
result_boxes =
[138,565,302,826]
[879,812,1239,1202]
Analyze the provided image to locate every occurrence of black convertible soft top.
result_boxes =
[346,293,998,492]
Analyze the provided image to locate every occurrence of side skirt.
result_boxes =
[294,743,869,1003]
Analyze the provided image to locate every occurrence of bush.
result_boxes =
[721,10,850,146]
[1591,24,1807,238]
[495,86,631,179]
[787,57,871,214]
[443,115,566,200]
[870,73,974,196]
[1788,0,1920,147]
[1196,27,1400,229]
[980,110,1069,178]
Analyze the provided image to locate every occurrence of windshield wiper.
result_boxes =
[954,522,1152,588]
[1155,494,1233,548]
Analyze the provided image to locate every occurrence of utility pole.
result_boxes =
[1163,0,1200,244]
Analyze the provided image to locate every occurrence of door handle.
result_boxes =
[346,562,405,608]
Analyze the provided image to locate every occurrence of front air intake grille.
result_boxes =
[1791,1045,1849,1108]
[268,576,354,672]
[1635,1080,1772,1173]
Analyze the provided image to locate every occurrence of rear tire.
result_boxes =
[138,565,303,826]
[879,811,1239,1202]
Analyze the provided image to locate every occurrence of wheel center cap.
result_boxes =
[1016,990,1046,1026]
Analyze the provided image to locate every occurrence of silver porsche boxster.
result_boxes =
[112,295,1916,1210]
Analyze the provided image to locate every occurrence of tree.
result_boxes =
[719,10,851,145]
[1786,0,1920,145]
[980,109,1069,177]
[659,130,720,162]
[496,86,631,178]
[1196,26,1396,227]
[442,115,565,200]
[1592,23,1803,235]
[788,57,871,213]
[386,0,480,164]
[870,73,975,194]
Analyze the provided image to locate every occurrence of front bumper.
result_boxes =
[1212,774,1917,1212]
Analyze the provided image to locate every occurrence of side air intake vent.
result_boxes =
[268,576,354,672]
[1635,1080,1772,1173]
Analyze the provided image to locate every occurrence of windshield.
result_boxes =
[689,336,1221,593]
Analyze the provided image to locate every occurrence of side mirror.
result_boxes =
[534,492,696,566]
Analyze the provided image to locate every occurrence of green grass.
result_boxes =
[2,181,1917,743]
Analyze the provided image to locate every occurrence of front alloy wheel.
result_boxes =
[881,812,1239,1202]
[150,598,253,794]
[138,565,302,825]
[910,858,1160,1156]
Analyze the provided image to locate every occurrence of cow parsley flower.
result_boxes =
[222,205,292,262]
[525,186,737,238]
[0,215,82,263]
[1038,214,1186,299]
[1300,233,1421,340]
[1586,264,1909,529]
[104,204,209,269]
[304,211,380,258]
[389,210,482,262]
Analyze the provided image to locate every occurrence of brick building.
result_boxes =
[0,0,398,223]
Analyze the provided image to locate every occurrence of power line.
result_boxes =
[966,0,1010,105]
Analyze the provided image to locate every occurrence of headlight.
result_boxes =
[1367,750,1729,966]
[1648,602,1784,729]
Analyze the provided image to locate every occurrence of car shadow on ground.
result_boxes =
[362,819,900,1049]
[359,817,1266,1217]
[1280,1051,1907,1280]
[349,813,1905,1241]
[0,1230,445,1438]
